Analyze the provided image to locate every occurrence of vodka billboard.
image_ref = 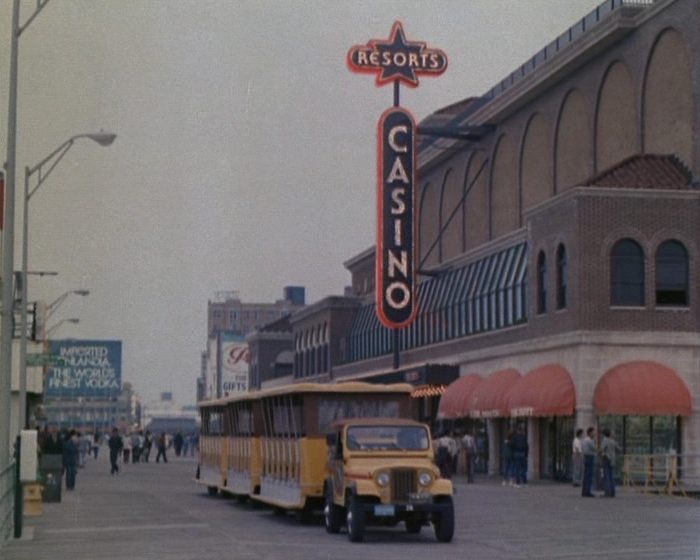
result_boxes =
[45,339,122,398]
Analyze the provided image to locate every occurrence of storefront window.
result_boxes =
[598,415,680,456]
[539,416,574,480]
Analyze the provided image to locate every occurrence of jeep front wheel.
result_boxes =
[432,496,454,543]
[324,488,343,534]
[346,495,365,542]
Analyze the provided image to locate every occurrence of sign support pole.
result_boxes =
[392,78,400,370]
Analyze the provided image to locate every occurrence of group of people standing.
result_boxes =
[434,431,479,483]
[501,425,529,487]
[108,429,170,475]
[572,427,620,498]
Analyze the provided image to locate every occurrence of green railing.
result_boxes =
[0,460,15,544]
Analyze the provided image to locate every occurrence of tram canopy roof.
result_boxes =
[437,373,482,419]
[593,361,692,416]
[507,364,576,417]
[468,369,521,418]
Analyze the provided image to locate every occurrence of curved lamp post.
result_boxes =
[46,289,90,320]
[18,132,116,430]
[46,318,80,338]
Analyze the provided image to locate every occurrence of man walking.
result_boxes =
[600,428,620,497]
[572,428,584,486]
[155,432,168,463]
[581,426,597,497]
[511,425,529,487]
[461,432,476,483]
[108,428,123,475]
[62,430,79,490]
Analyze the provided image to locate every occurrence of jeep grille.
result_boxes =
[391,468,417,502]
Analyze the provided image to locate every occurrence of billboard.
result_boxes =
[45,340,122,398]
[218,332,249,396]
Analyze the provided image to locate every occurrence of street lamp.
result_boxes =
[18,132,115,431]
[46,318,80,338]
[46,289,90,320]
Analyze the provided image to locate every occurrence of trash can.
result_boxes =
[39,454,63,503]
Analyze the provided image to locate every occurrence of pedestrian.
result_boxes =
[581,426,597,497]
[510,425,529,487]
[462,432,476,483]
[572,428,584,486]
[131,431,142,463]
[108,428,123,475]
[92,431,101,460]
[78,433,91,468]
[447,432,459,476]
[435,433,452,478]
[182,433,190,457]
[174,432,184,457]
[155,432,168,463]
[62,430,79,490]
[600,428,621,497]
[122,432,132,464]
[502,431,515,486]
[142,430,153,462]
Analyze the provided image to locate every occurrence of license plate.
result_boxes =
[373,505,395,517]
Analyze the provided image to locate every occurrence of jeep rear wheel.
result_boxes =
[432,496,454,543]
[324,487,343,534]
[346,495,365,543]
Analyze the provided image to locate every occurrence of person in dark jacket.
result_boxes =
[62,430,80,490]
[581,426,597,497]
[155,432,168,463]
[108,428,123,475]
[173,432,184,457]
[510,425,529,487]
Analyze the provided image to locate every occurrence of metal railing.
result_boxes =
[622,453,700,497]
[479,0,656,110]
[0,460,15,545]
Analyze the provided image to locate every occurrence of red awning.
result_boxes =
[593,361,692,416]
[469,369,521,418]
[437,374,482,419]
[507,364,576,417]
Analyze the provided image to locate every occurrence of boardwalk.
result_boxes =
[2,452,699,560]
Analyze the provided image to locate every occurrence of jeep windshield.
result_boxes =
[345,425,430,451]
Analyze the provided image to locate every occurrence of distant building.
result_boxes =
[207,287,305,338]
[43,382,138,434]
[246,314,295,390]
[142,392,196,434]
[199,287,306,400]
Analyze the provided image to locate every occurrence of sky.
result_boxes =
[0,0,603,406]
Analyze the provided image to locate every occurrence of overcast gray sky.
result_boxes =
[0,0,602,406]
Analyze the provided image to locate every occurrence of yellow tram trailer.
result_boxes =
[195,381,415,513]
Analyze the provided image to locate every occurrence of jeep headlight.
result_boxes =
[418,472,433,487]
[376,472,390,487]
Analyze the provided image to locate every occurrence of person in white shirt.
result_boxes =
[572,428,584,486]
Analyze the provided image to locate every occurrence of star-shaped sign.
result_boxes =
[347,21,448,88]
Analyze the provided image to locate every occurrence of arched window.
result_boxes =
[611,239,645,306]
[556,244,568,310]
[537,251,547,314]
[655,240,688,306]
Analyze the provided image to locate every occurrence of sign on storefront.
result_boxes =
[348,22,447,329]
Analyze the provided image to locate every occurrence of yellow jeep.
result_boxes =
[323,418,454,543]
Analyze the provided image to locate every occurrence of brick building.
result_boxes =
[289,0,700,482]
